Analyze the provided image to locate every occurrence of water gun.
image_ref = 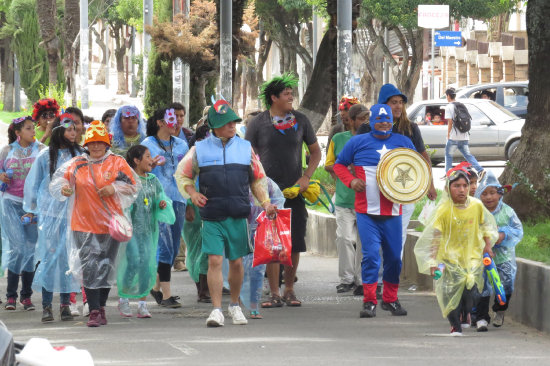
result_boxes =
[22,216,38,225]
[0,169,14,192]
[483,253,507,306]
[433,263,445,280]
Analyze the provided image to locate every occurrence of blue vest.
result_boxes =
[195,135,251,221]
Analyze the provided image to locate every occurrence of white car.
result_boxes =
[407,99,524,165]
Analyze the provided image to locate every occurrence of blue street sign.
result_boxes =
[434,31,462,47]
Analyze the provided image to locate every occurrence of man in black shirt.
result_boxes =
[245,73,321,307]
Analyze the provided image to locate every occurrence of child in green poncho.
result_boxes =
[116,145,175,318]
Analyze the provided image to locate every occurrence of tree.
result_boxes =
[500,0,550,220]
[36,0,60,85]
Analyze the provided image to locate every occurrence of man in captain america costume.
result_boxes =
[333,104,415,318]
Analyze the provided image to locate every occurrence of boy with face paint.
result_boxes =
[333,104,416,318]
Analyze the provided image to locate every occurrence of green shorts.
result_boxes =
[201,218,251,261]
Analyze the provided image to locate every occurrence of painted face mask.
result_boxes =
[369,104,393,136]
[164,108,177,129]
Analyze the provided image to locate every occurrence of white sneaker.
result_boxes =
[228,304,248,325]
[477,319,488,332]
[69,303,80,317]
[83,302,90,317]
[493,311,505,327]
[461,323,470,329]
[137,302,152,318]
[118,298,133,317]
[206,309,224,327]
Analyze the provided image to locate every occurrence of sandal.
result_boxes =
[283,292,302,307]
[261,295,284,308]
[250,310,263,319]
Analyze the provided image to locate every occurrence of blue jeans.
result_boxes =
[42,288,71,308]
[445,140,484,173]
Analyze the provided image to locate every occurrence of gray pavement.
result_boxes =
[2,253,549,365]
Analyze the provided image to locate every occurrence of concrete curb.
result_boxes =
[305,209,550,333]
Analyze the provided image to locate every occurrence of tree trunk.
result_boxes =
[63,0,79,100]
[499,0,550,220]
[2,48,14,111]
[37,0,60,86]
[298,26,337,132]
[93,25,107,85]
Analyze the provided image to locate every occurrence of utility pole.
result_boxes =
[130,27,138,97]
[80,0,89,109]
[143,0,153,98]
[312,10,318,65]
[383,27,389,84]
[220,0,232,104]
[105,24,110,90]
[173,0,190,126]
[337,0,352,103]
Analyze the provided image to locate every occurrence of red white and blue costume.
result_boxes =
[334,104,415,305]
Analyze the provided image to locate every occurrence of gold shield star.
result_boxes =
[394,166,413,188]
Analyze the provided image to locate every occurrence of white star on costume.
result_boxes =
[376,144,391,157]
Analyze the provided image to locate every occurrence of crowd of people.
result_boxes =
[0,75,522,335]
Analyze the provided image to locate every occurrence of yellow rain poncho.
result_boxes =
[414,192,498,317]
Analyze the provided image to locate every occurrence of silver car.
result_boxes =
[407,99,524,165]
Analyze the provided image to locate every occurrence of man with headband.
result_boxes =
[333,104,415,319]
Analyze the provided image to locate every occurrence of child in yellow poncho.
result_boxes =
[414,167,498,336]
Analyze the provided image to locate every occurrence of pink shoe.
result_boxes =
[99,307,107,325]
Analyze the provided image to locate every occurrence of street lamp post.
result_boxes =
[337,0,352,107]
[220,0,232,104]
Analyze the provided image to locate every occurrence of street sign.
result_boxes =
[434,31,462,47]
[418,4,449,29]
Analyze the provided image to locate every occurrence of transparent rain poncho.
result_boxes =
[116,173,175,298]
[475,175,523,295]
[49,151,139,289]
[0,141,46,274]
[414,192,498,317]
[23,148,82,294]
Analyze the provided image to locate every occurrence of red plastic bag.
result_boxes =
[253,209,292,267]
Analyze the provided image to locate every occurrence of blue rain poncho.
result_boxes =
[141,135,189,265]
[475,171,523,295]
[23,148,82,294]
[0,141,46,274]
[414,191,498,317]
[117,173,175,298]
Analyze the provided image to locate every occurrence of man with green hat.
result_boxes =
[176,99,278,327]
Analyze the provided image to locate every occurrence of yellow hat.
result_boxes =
[84,120,111,147]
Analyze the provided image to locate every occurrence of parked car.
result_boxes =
[452,81,529,118]
[407,99,524,165]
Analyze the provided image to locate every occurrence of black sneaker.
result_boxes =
[160,296,182,308]
[336,283,355,293]
[381,300,407,316]
[376,285,383,300]
[150,289,163,305]
[60,305,74,321]
[20,297,35,311]
[360,302,376,318]
[353,285,364,296]
[222,287,231,295]
[42,305,54,323]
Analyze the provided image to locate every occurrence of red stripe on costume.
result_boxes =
[333,163,355,188]
[379,191,394,216]
[354,166,367,214]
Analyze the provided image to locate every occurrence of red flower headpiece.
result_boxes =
[32,98,60,121]
[338,95,359,111]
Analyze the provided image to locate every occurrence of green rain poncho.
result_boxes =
[117,173,175,298]
[183,202,208,283]
[414,192,498,317]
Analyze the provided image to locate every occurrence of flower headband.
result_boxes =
[164,108,177,128]
[338,95,359,111]
[53,113,75,131]
[12,116,30,124]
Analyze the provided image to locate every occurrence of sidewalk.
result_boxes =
[1,254,549,365]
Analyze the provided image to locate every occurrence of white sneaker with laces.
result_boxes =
[137,302,152,318]
[477,319,488,332]
[118,298,133,317]
[206,309,224,327]
[228,304,248,325]
[69,303,80,317]
[493,311,505,327]
[83,302,90,317]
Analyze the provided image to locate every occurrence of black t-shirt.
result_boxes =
[245,110,317,190]
[357,122,426,154]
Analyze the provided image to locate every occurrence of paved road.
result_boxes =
[2,254,549,365]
